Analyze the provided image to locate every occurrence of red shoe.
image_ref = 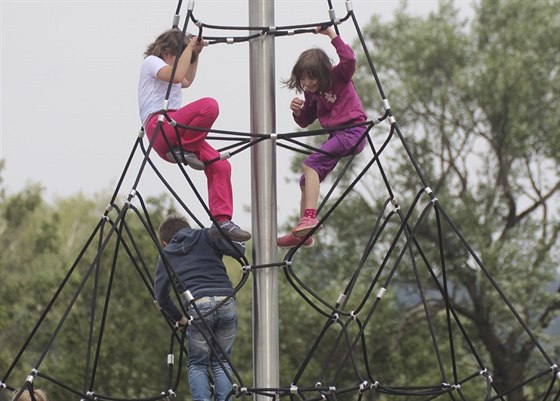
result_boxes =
[291,216,322,238]
[277,233,314,249]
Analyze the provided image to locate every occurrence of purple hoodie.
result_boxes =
[293,35,367,129]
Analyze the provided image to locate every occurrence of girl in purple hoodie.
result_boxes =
[278,26,367,249]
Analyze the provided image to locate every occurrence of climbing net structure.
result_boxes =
[2,1,559,401]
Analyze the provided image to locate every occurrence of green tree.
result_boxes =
[342,0,560,399]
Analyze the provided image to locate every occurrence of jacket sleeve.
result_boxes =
[153,256,183,322]
[331,35,355,83]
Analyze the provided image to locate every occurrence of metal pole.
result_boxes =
[249,0,278,399]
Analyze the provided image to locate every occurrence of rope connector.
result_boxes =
[288,29,295,36]
[376,287,386,299]
[388,116,396,124]
[167,389,176,398]
[187,0,195,11]
[168,118,177,127]
[336,293,346,304]
[182,290,195,303]
[269,26,277,33]
[315,382,322,388]
[290,385,298,394]
[195,20,203,28]
[345,1,354,12]
[172,15,180,27]
[331,313,339,322]
[220,152,232,160]
[241,265,252,273]
[551,364,560,379]
[138,128,145,138]
[424,187,433,195]
[383,99,391,111]
[359,381,369,393]
[128,189,137,200]
[0,381,6,389]
[349,311,357,320]
[329,386,336,393]
[227,38,234,44]
[270,133,278,140]
[372,381,379,388]
[167,353,175,365]
[104,204,113,214]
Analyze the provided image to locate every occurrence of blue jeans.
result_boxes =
[186,296,237,401]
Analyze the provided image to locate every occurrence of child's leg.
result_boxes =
[199,141,233,220]
[169,97,219,154]
[302,164,320,211]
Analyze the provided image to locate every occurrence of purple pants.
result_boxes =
[145,97,233,219]
[300,126,367,186]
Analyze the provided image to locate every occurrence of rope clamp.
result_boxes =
[167,389,176,397]
[376,287,386,299]
[220,152,232,160]
[187,0,195,11]
[359,381,369,393]
[138,128,145,138]
[270,133,278,140]
[182,290,195,303]
[315,382,322,388]
[195,20,203,28]
[172,15,180,27]
[345,1,354,12]
[167,353,175,365]
[227,38,234,44]
[241,265,252,273]
[269,26,277,33]
[0,382,6,389]
[383,99,391,111]
[288,29,295,36]
[331,313,339,322]
[290,385,298,394]
[336,293,346,304]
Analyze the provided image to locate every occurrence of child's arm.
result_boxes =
[293,95,317,127]
[182,38,206,88]
[320,26,355,83]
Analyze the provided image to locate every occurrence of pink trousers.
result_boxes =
[145,97,233,220]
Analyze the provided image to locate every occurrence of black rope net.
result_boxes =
[2,2,558,401]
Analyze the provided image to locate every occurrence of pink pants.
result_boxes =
[145,97,233,220]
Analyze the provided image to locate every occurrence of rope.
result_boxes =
[2,2,557,401]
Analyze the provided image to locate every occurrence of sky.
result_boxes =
[1,0,475,230]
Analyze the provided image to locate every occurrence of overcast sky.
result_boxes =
[1,0,475,230]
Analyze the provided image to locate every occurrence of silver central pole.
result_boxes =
[249,0,278,398]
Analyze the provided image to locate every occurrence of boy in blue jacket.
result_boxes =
[154,215,245,401]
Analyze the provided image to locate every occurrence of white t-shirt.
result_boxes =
[138,55,182,126]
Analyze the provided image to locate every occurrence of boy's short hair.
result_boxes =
[159,216,190,244]
[12,389,49,401]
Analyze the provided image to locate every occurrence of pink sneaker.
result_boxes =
[291,216,322,238]
[277,233,314,249]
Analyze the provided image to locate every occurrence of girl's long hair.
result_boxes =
[282,48,332,93]
[144,28,198,63]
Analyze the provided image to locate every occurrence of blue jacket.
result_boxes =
[154,227,245,322]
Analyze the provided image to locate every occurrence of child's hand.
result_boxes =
[290,97,303,116]
[316,25,337,40]
[188,35,207,54]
